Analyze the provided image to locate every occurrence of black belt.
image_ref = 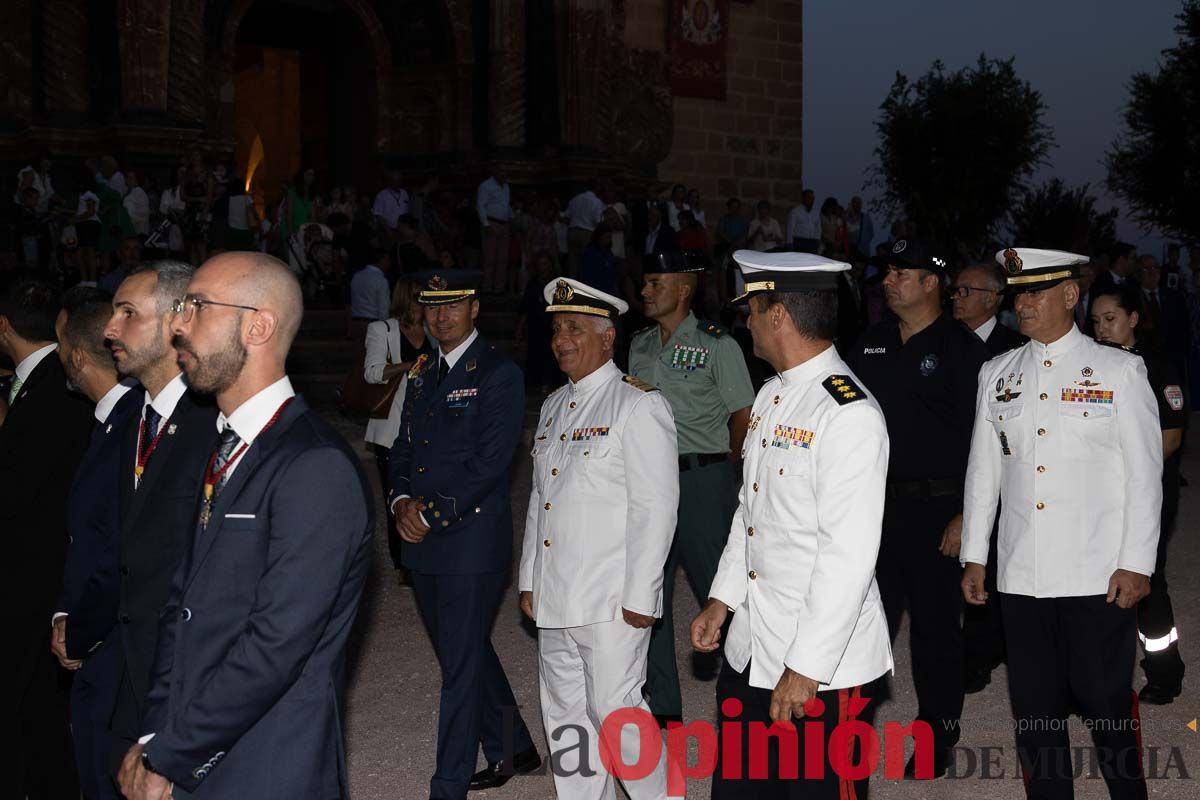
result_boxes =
[679,453,726,472]
[886,478,963,500]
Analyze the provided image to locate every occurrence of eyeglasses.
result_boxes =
[171,296,260,322]
[951,286,999,298]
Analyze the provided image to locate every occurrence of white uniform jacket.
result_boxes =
[961,326,1162,597]
[708,346,894,691]
[519,360,679,628]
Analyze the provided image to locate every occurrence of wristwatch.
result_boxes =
[140,749,157,775]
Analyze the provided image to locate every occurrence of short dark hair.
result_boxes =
[759,290,838,341]
[127,260,195,314]
[1109,241,1135,262]
[61,286,115,362]
[0,275,58,343]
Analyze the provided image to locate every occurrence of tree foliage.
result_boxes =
[1106,1,1200,242]
[872,55,1053,247]
[1008,179,1118,256]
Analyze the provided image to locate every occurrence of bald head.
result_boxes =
[196,252,304,355]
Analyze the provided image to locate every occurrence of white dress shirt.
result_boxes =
[349,264,390,321]
[666,202,690,231]
[476,177,511,227]
[14,343,58,385]
[962,326,1163,596]
[95,380,135,423]
[520,360,678,628]
[133,373,189,490]
[123,186,150,235]
[372,187,410,230]
[709,345,893,691]
[215,376,296,482]
[786,204,821,241]
[973,316,998,343]
[566,191,605,231]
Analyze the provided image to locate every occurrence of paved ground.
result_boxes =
[335,416,1200,799]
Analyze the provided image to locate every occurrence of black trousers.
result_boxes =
[1000,593,1146,800]
[963,518,1007,674]
[875,494,963,750]
[71,638,119,800]
[411,571,534,800]
[1137,480,1183,686]
[372,443,402,570]
[711,659,881,800]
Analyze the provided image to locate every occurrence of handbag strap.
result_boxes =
[383,320,392,364]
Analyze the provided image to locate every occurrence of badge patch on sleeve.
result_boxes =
[1164,385,1184,411]
[571,427,610,441]
[771,425,814,450]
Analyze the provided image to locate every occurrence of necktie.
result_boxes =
[140,407,162,461]
[437,357,450,387]
[211,427,242,501]
[1148,291,1161,323]
[6,376,23,405]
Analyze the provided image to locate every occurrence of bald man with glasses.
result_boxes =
[951,264,1026,357]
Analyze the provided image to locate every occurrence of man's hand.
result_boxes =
[394,498,431,544]
[961,562,988,606]
[50,618,82,670]
[938,514,963,558]
[1107,569,1150,609]
[769,668,820,723]
[519,591,535,622]
[622,608,655,629]
[691,599,728,653]
[118,744,171,800]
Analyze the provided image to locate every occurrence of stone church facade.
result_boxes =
[0,0,802,207]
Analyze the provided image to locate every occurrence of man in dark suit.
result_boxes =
[951,263,1026,356]
[1137,254,1192,379]
[49,286,142,800]
[101,261,219,773]
[643,202,681,258]
[118,253,373,799]
[1090,241,1135,299]
[391,271,539,799]
[0,276,93,799]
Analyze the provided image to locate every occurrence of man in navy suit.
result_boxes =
[103,262,218,773]
[50,286,141,800]
[119,252,374,799]
[390,271,539,799]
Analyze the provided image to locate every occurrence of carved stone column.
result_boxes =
[117,0,170,112]
[487,0,525,148]
[559,1,612,151]
[42,0,89,114]
[168,0,206,123]
[0,0,34,125]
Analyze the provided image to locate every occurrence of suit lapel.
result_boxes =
[122,395,197,539]
[184,398,308,589]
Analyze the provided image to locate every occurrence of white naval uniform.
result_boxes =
[708,345,894,692]
[961,325,1162,595]
[519,359,678,800]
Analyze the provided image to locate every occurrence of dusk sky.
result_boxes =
[801,0,1183,254]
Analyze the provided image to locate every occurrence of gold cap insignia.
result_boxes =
[428,275,447,291]
[1003,248,1023,275]
[553,280,575,303]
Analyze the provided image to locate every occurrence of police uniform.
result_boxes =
[707,252,893,800]
[1134,345,1187,701]
[519,278,678,800]
[962,248,1162,799]
[388,271,537,799]
[849,239,990,761]
[629,252,756,721]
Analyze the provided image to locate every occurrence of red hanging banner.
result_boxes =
[669,0,731,100]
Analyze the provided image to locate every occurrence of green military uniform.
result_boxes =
[629,310,755,718]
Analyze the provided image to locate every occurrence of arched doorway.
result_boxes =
[223,0,393,208]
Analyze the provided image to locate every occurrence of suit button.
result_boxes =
[120,614,131,624]
[433,511,441,518]
[1036,502,1045,510]
[748,570,757,580]
[747,526,755,536]
[543,539,551,547]
[120,566,130,576]
[551,468,559,476]
[181,608,192,621]
[1037,465,1046,473]
[1043,360,1052,367]
[475,507,481,513]
[1037,428,1046,437]
[544,502,552,510]
[1039,393,1048,400]
[1082,411,1089,418]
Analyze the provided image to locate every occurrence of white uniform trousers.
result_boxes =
[538,619,669,800]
